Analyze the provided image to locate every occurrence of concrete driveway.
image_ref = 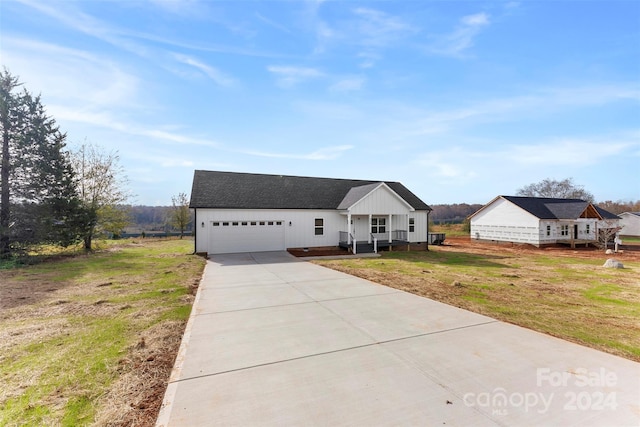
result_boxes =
[157,251,640,426]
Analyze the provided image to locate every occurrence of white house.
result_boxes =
[619,212,640,237]
[190,170,432,255]
[468,196,620,247]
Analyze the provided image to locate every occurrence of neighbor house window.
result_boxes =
[586,224,590,234]
[371,218,386,233]
[409,218,415,233]
[315,218,324,235]
[560,225,569,236]
[546,225,551,236]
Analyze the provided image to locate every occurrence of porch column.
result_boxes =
[368,214,372,243]
[347,212,351,244]
[388,214,392,243]
[406,213,410,242]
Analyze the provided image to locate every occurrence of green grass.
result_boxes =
[315,246,640,362]
[0,238,206,426]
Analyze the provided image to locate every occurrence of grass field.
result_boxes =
[0,238,206,426]
[314,241,640,362]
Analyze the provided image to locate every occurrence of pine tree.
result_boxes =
[0,69,82,256]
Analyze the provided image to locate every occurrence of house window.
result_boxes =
[314,218,324,236]
[213,222,220,226]
[586,224,590,234]
[409,218,415,233]
[560,225,569,236]
[371,218,386,233]
[546,225,551,236]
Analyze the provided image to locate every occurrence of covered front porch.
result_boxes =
[338,213,410,254]
[334,181,423,254]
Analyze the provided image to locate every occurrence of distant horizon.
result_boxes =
[2,0,638,205]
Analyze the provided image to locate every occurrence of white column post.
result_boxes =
[347,212,352,244]
[368,214,372,243]
[388,214,392,243]
[406,213,410,241]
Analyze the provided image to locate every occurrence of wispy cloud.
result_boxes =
[239,145,354,160]
[2,37,140,108]
[426,12,491,57]
[506,138,635,166]
[414,134,638,182]
[352,7,418,48]
[16,0,151,58]
[172,53,236,87]
[51,106,221,148]
[256,12,292,34]
[329,77,365,92]
[267,65,324,88]
[404,83,640,137]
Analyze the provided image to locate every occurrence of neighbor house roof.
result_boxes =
[189,170,431,211]
[470,195,618,220]
[594,206,622,220]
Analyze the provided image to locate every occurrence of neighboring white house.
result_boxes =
[468,196,620,247]
[619,212,640,237]
[190,170,432,255]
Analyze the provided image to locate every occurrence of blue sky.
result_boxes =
[1,0,638,206]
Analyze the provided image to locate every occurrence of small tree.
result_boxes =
[598,219,622,250]
[72,143,131,250]
[170,192,190,239]
[98,204,131,239]
[517,178,594,202]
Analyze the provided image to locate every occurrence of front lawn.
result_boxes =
[0,238,206,426]
[314,243,640,362]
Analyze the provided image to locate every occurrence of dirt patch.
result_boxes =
[288,246,351,257]
[442,236,640,262]
[93,321,185,427]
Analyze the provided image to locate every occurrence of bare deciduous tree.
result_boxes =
[72,143,131,250]
[517,178,594,202]
[170,192,191,239]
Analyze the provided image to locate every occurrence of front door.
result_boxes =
[574,224,578,239]
[352,216,369,242]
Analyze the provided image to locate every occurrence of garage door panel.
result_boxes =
[210,221,285,254]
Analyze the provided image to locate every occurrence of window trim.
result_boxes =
[371,217,386,234]
[314,218,324,236]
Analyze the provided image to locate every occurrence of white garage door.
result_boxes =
[210,220,285,254]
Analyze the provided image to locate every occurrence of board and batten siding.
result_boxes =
[470,197,541,245]
[347,185,414,215]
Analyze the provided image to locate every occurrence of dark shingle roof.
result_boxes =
[189,170,431,211]
[501,196,618,220]
[594,206,621,220]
